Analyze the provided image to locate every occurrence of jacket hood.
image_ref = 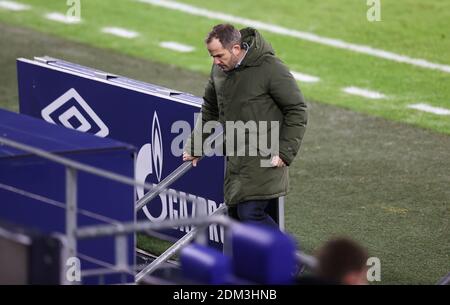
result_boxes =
[239,27,275,67]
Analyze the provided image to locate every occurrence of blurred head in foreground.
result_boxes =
[316,237,369,285]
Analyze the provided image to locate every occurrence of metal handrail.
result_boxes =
[135,128,224,211]
[1,132,313,285]
[0,136,155,191]
[135,161,199,211]
[0,133,228,284]
[437,272,450,285]
[76,214,230,239]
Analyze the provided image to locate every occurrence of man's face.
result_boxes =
[207,38,241,72]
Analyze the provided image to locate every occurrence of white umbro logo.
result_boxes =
[41,88,109,137]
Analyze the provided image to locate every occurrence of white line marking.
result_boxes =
[342,86,386,99]
[45,12,81,24]
[291,71,320,83]
[159,41,195,53]
[408,103,450,115]
[0,0,30,11]
[137,0,450,74]
[102,27,139,39]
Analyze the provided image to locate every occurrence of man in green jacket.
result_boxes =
[183,24,307,228]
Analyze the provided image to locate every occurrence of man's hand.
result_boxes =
[271,155,286,167]
[183,152,200,167]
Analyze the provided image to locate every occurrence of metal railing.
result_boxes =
[437,272,450,285]
[0,134,233,284]
[135,128,224,212]
[0,134,317,284]
[0,135,154,265]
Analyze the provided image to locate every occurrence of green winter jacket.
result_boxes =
[186,27,308,206]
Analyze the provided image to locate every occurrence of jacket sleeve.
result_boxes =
[184,68,220,157]
[269,59,308,165]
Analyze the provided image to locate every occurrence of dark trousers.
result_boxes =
[228,199,279,229]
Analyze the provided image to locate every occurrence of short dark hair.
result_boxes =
[316,237,368,283]
[205,24,241,50]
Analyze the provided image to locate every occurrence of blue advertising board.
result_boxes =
[17,57,226,245]
[0,109,135,284]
